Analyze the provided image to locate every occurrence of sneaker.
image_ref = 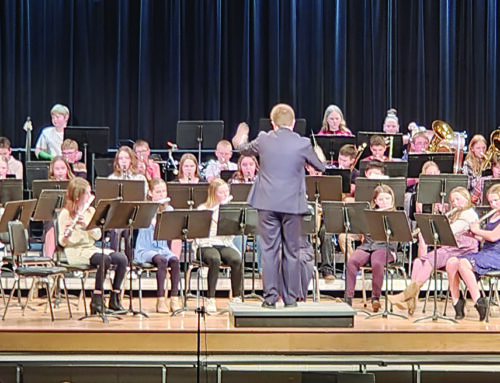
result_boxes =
[170,296,182,312]
[206,298,217,313]
[323,274,336,284]
[230,297,242,304]
[199,267,209,278]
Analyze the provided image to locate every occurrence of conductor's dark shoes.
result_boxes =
[284,302,298,308]
[261,301,276,309]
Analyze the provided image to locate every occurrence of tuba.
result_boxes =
[429,120,454,152]
[480,129,500,173]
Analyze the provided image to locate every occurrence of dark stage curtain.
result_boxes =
[1,0,499,150]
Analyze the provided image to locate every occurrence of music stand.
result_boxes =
[312,135,356,165]
[218,203,261,302]
[94,178,146,202]
[32,190,66,222]
[359,161,408,178]
[25,161,50,194]
[363,210,412,320]
[417,174,468,207]
[93,158,115,178]
[154,209,212,316]
[355,177,407,209]
[260,118,307,137]
[324,168,351,193]
[482,178,500,206]
[407,153,455,177]
[414,213,458,323]
[0,179,23,205]
[357,132,404,159]
[230,183,252,202]
[0,200,37,233]
[32,180,69,199]
[106,201,159,317]
[166,183,209,209]
[81,198,122,323]
[65,127,110,189]
[176,120,224,167]
[322,201,370,312]
[220,170,236,182]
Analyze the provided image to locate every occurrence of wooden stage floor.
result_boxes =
[2,296,500,359]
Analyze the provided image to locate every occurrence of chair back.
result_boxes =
[8,220,28,256]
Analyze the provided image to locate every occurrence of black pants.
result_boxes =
[90,251,128,291]
[200,246,242,298]
[152,254,181,297]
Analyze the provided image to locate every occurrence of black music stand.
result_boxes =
[218,203,261,302]
[359,161,408,178]
[176,120,224,168]
[414,213,458,323]
[324,168,351,193]
[32,190,66,222]
[81,198,122,323]
[305,176,342,302]
[93,158,115,178]
[357,132,404,159]
[312,135,357,165]
[220,170,236,182]
[354,177,407,209]
[407,153,455,177]
[417,174,468,207]
[106,201,159,317]
[364,210,412,320]
[230,183,252,202]
[154,209,212,316]
[482,178,500,205]
[0,179,23,205]
[322,201,370,311]
[94,177,146,202]
[166,183,209,209]
[32,180,69,199]
[65,127,110,189]
[25,161,50,195]
[0,200,37,233]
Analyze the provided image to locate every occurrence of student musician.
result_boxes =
[345,184,398,312]
[446,184,500,321]
[0,137,23,179]
[134,178,182,313]
[409,131,430,154]
[177,153,201,183]
[0,155,8,180]
[382,109,400,135]
[196,178,242,313]
[471,153,500,205]
[317,105,352,136]
[204,140,238,183]
[133,139,161,181]
[61,139,87,179]
[107,146,148,259]
[389,186,479,314]
[35,103,70,160]
[229,155,259,184]
[362,135,389,162]
[58,177,128,314]
[462,134,488,192]
[49,156,75,180]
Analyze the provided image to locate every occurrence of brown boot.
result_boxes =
[388,282,419,310]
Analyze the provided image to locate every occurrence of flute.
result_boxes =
[455,208,499,237]
[412,207,459,238]
[64,195,95,238]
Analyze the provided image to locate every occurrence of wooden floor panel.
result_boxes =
[2,297,500,356]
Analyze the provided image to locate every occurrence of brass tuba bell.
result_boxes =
[480,129,500,172]
[429,120,454,152]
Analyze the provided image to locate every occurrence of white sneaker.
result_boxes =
[205,298,217,313]
[230,297,242,304]
[199,267,209,278]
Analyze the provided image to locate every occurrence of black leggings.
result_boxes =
[152,254,181,297]
[200,246,242,298]
[90,251,128,291]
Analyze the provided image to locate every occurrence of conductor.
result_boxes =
[233,104,326,308]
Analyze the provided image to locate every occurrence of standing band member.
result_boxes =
[233,103,325,308]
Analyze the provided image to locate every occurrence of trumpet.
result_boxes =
[350,142,367,171]
[64,195,95,238]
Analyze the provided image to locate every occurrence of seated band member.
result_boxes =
[463,134,488,192]
[345,184,397,312]
[472,153,500,205]
[229,155,259,184]
[196,178,242,313]
[134,139,161,181]
[61,139,87,179]
[382,109,400,135]
[49,156,75,181]
[389,186,479,314]
[362,135,388,162]
[0,137,23,179]
[204,140,237,183]
[446,184,500,321]
[0,155,8,180]
[317,104,352,136]
[176,153,201,183]
[134,178,182,313]
[35,103,69,160]
[409,131,430,154]
[58,177,128,314]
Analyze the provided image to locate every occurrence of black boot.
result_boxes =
[475,297,488,321]
[90,294,105,315]
[108,291,126,313]
[453,297,466,320]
